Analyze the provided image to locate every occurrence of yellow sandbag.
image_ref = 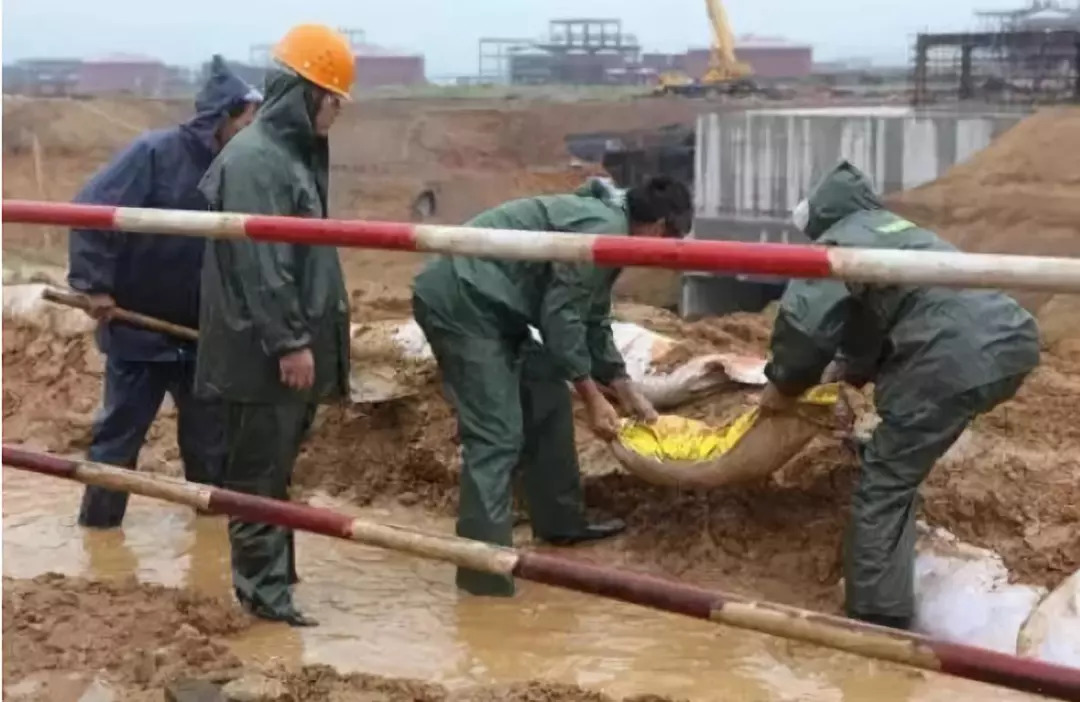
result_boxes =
[618,384,838,461]
[611,384,840,488]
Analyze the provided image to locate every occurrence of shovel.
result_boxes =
[40,287,416,404]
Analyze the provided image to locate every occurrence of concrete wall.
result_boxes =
[683,106,1024,317]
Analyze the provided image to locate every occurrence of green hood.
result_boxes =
[803,160,884,240]
[256,67,326,152]
[253,66,330,212]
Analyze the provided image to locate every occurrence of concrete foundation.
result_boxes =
[683,106,1024,317]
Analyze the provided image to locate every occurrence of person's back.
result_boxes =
[765,160,1040,630]
[779,162,1039,411]
[415,181,628,339]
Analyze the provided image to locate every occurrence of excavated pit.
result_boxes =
[4,98,1080,700]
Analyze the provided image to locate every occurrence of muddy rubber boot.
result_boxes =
[542,518,626,546]
[255,607,318,628]
[78,486,130,529]
[852,612,913,631]
[456,567,515,597]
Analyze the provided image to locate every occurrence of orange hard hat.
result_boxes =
[273,24,355,98]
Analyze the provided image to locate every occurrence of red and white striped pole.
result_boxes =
[6,199,1080,293]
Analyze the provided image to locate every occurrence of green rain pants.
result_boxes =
[415,305,588,596]
[222,401,313,618]
[845,373,1029,624]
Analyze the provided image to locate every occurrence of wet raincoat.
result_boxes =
[68,56,259,529]
[765,161,1040,625]
[412,179,630,596]
[196,66,350,622]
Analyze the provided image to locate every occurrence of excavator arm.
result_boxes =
[703,0,752,83]
[652,0,759,97]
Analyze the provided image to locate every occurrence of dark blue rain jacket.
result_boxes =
[68,56,260,362]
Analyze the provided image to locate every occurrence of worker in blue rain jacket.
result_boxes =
[68,55,262,529]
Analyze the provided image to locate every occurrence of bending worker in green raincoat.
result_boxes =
[195,24,355,626]
[413,175,693,596]
[760,160,1040,630]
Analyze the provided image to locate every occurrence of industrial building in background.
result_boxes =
[2,54,191,98]
[913,0,1080,105]
[3,26,427,98]
[476,11,811,88]
[479,19,647,86]
[241,28,425,91]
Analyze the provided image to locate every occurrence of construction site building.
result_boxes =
[913,1,1080,105]
[2,58,82,96]
[642,36,814,84]
[482,18,645,86]
[75,54,170,97]
[686,36,813,79]
[353,46,426,89]
[240,29,426,92]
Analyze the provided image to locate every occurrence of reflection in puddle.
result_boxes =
[2,469,1044,701]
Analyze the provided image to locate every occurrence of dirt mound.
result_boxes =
[887,107,1080,332]
[2,574,678,702]
[2,573,248,692]
[264,664,677,701]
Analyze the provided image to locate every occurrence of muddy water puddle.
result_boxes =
[2,468,1045,701]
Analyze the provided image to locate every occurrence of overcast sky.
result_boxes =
[2,0,1040,76]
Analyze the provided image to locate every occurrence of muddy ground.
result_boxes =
[3,96,1080,700]
[2,574,677,702]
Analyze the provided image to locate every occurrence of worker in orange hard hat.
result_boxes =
[194,24,356,627]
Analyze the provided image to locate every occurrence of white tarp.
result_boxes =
[914,524,1047,654]
[350,318,769,407]
[1018,568,1080,667]
[914,523,1080,666]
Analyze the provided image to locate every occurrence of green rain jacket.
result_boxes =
[194,68,350,404]
[413,179,629,384]
[765,161,1040,412]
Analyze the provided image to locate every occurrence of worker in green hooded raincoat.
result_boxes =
[760,160,1040,630]
[413,175,693,596]
[194,24,356,627]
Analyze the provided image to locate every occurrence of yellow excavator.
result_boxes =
[655,0,759,97]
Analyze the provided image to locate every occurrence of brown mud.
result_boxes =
[1,573,681,702]
[5,303,1077,610]
[889,107,1080,357]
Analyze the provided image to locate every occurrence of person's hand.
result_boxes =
[611,378,658,424]
[279,348,315,390]
[758,383,798,414]
[585,394,621,441]
[84,293,116,321]
[832,388,856,439]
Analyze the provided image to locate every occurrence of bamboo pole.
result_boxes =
[41,287,199,342]
[3,446,1078,701]
[6,199,1080,293]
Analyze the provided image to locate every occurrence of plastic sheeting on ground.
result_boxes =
[913,523,1080,667]
[3,284,95,337]
[348,318,769,407]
